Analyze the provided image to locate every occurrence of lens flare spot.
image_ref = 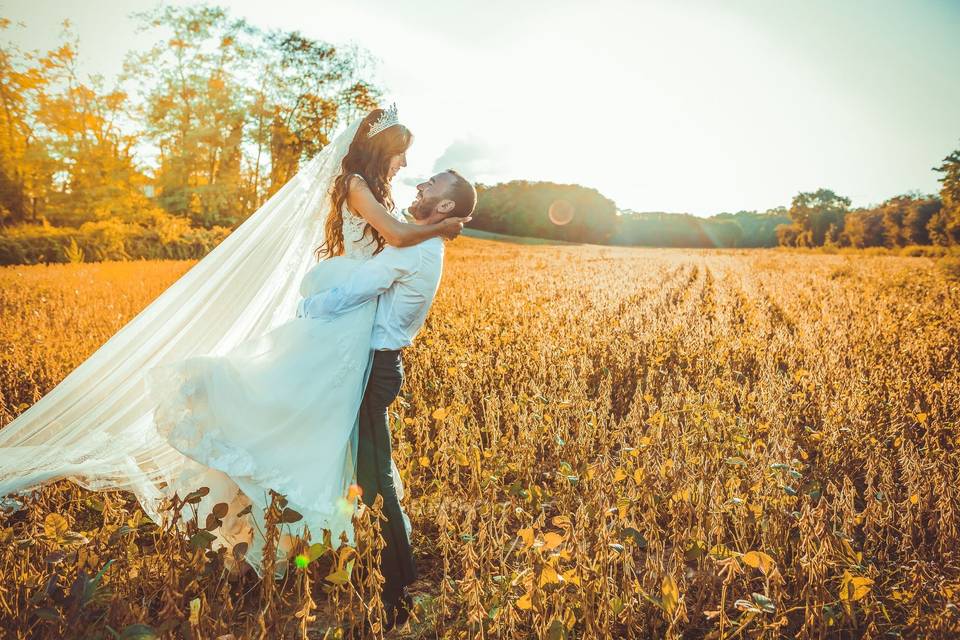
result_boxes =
[347,483,363,501]
[294,554,309,569]
[548,200,575,226]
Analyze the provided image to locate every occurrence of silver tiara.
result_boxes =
[366,103,400,138]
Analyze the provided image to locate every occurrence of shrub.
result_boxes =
[64,238,85,263]
[0,217,232,265]
[900,245,947,258]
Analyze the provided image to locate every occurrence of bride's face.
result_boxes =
[386,151,407,181]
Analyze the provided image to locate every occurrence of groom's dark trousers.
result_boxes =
[356,349,416,604]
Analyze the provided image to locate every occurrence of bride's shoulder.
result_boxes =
[345,173,369,191]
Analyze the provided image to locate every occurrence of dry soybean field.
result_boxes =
[1,238,959,639]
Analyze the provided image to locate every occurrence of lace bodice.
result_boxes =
[341,174,404,260]
[298,174,404,299]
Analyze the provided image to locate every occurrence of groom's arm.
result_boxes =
[301,247,422,318]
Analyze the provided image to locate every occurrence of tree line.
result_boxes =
[470,142,960,251]
[775,178,958,250]
[0,5,380,263]
[470,182,791,248]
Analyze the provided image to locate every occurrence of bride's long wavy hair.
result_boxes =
[315,109,413,260]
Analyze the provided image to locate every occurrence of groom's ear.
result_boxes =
[437,199,456,215]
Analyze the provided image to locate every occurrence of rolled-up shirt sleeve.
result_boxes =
[301,246,421,319]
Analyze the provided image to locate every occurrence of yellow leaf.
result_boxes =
[839,570,873,602]
[633,467,644,485]
[516,591,533,610]
[518,527,534,549]
[403,417,415,425]
[661,574,679,616]
[542,532,564,551]
[455,452,470,466]
[558,568,580,587]
[909,494,919,505]
[432,407,449,421]
[539,565,560,586]
[551,515,572,529]
[418,456,430,467]
[44,513,69,539]
[660,459,674,478]
[613,467,627,482]
[638,436,652,447]
[741,550,776,575]
[325,565,353,585]
[916,413,928,424]
[446,367,457,375]
[708,544,738,560]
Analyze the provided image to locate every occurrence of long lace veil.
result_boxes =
[0,117,364,518]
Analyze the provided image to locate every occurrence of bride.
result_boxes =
[0,105,466,574]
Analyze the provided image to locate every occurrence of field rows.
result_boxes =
[2,240,959,638]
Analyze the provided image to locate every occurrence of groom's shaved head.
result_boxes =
[442,169,477,219]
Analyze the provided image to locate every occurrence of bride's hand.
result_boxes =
[427,214,472,240]
[441,216,471,240]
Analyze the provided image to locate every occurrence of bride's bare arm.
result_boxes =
[346,176,470,247]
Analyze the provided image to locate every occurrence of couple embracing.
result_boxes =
[164,106,476,624]
[0,104,476,633]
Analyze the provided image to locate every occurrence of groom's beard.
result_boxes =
[409,197,439,220]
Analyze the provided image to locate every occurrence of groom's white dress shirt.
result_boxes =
[297,237,444,350]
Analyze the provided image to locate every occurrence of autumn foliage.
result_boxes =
[0,7,380,265]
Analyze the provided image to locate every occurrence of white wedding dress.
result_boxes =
[0,116,410,579]
[145,197,410,575]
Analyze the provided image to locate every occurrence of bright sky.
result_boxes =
[4,0,959,216]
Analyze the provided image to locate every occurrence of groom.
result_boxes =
[299,169,477,628]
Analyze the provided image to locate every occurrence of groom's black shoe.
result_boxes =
[384,589,414,632]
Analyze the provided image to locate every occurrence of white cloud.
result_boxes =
[431,137,508,185]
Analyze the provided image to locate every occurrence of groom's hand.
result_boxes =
[433,215,472,240]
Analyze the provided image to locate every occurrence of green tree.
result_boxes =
[126,5,257,227]
[786,188,851,247]
[471,180,618,243]
[127,5,382,227]
[842,209,884,248]
[878,195,915,248]
[930,143,960,245]
[903,196,940,246]
[260,34,379,199]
